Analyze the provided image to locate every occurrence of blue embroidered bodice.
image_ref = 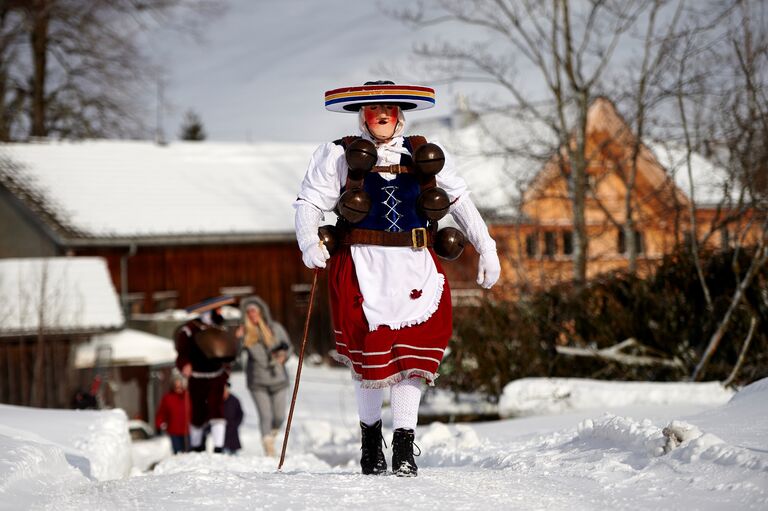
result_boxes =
[340,138,427,232]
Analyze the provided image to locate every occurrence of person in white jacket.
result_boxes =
[294,81,500,476]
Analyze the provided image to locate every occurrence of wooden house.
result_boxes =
[0,140,483,359]
[73,328,177,424]
[0,257,124,408]
[413,98,753,292]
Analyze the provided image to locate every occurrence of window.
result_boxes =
[683,231,694,249]
[125,292,145,316]
[544,231,557,258]
[635,231,645,255]
[618,229,645,255]
[720,228,730,248]
[525,233,538,258]
[219,286,255,298]
[152,290,178,312]
[292,283,312,306]
[562,231,573,256]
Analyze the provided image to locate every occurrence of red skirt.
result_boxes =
[328,246,452,388]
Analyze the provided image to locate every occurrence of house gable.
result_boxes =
[521,98,690,228]
[0,183,62,257]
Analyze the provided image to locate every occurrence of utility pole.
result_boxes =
[156,78,166,145]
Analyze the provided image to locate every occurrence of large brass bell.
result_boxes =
[318,225,340,256]
[193,326,238,361]
[345,138,377,180]
[417,187,450,221]
[338,188,371,223]
[434,227,466,261]
[414,143,445,177]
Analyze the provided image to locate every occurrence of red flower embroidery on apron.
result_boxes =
[410,289,422,300]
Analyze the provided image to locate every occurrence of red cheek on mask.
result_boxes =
[364,107,398,126]
[363,108,379,126]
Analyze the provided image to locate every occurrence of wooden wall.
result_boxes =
[76,242,335,355]
[0,335,87,408]
[74,241,487,357]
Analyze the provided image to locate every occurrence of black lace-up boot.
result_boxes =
[360,420,387,475]
[391,428,420,477]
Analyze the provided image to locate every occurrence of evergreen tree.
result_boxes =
[179,110,206,141]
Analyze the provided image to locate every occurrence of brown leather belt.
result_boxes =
[342,227,433,249]
[371,164,415,174]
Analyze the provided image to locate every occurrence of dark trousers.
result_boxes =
[170,435,188,454]
[188,373,228,427]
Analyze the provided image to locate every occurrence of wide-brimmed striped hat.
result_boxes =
[185,295,235,315]
[325,80,435,113]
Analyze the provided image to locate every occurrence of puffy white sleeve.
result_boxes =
[431,140,496,255]
[450,195,496,255]
[293,142,347,212]
[433,140,468,203]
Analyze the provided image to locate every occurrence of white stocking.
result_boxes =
[390,378,422,431]
[189,425,204,448]
[354,380,384,426]
[210,419,226,448]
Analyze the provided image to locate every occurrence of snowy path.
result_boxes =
[2,366,767,510]
[26,417,768,511]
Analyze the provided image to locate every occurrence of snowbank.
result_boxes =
[0,372,765,510]
[499,377,733,418]
[0,404,132,481]
[0,433,88,501]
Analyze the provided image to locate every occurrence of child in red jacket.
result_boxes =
[155,372,191,454]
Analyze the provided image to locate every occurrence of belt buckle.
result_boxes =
[411,227,428,250]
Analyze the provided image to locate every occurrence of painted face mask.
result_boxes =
[362,104,399,141]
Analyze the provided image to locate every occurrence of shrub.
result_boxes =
[439,246,768,399]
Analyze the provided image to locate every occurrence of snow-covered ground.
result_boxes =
[1,365,766,510]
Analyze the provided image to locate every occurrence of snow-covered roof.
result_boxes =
[73,328,176,368]
[0,257,124,336]
[648,143,740,207]
[413,111,551,218]
[1,140,317,240]
[414,104,736,215]
[0,116,734,241]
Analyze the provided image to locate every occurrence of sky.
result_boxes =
[144,0,469,143]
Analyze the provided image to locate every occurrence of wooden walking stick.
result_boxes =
[278,267,320,470]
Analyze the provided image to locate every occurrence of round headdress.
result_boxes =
[325,80,435,113]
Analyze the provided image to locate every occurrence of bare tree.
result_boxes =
[389,0,693,286]
[0,0,223,141]
[0,2,26,140]
[665,0,768,380]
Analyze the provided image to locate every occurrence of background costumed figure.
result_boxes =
[174,295,237,453]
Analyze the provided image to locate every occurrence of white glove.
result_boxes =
[295,201,329,269]
[302,242,330,269]
[477,251,500,289]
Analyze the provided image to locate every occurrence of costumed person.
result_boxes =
[154,370,191,454]
[222,382,244,455]
[293,81,500,476]
[238,295,293,457]
[174,295,237,453]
